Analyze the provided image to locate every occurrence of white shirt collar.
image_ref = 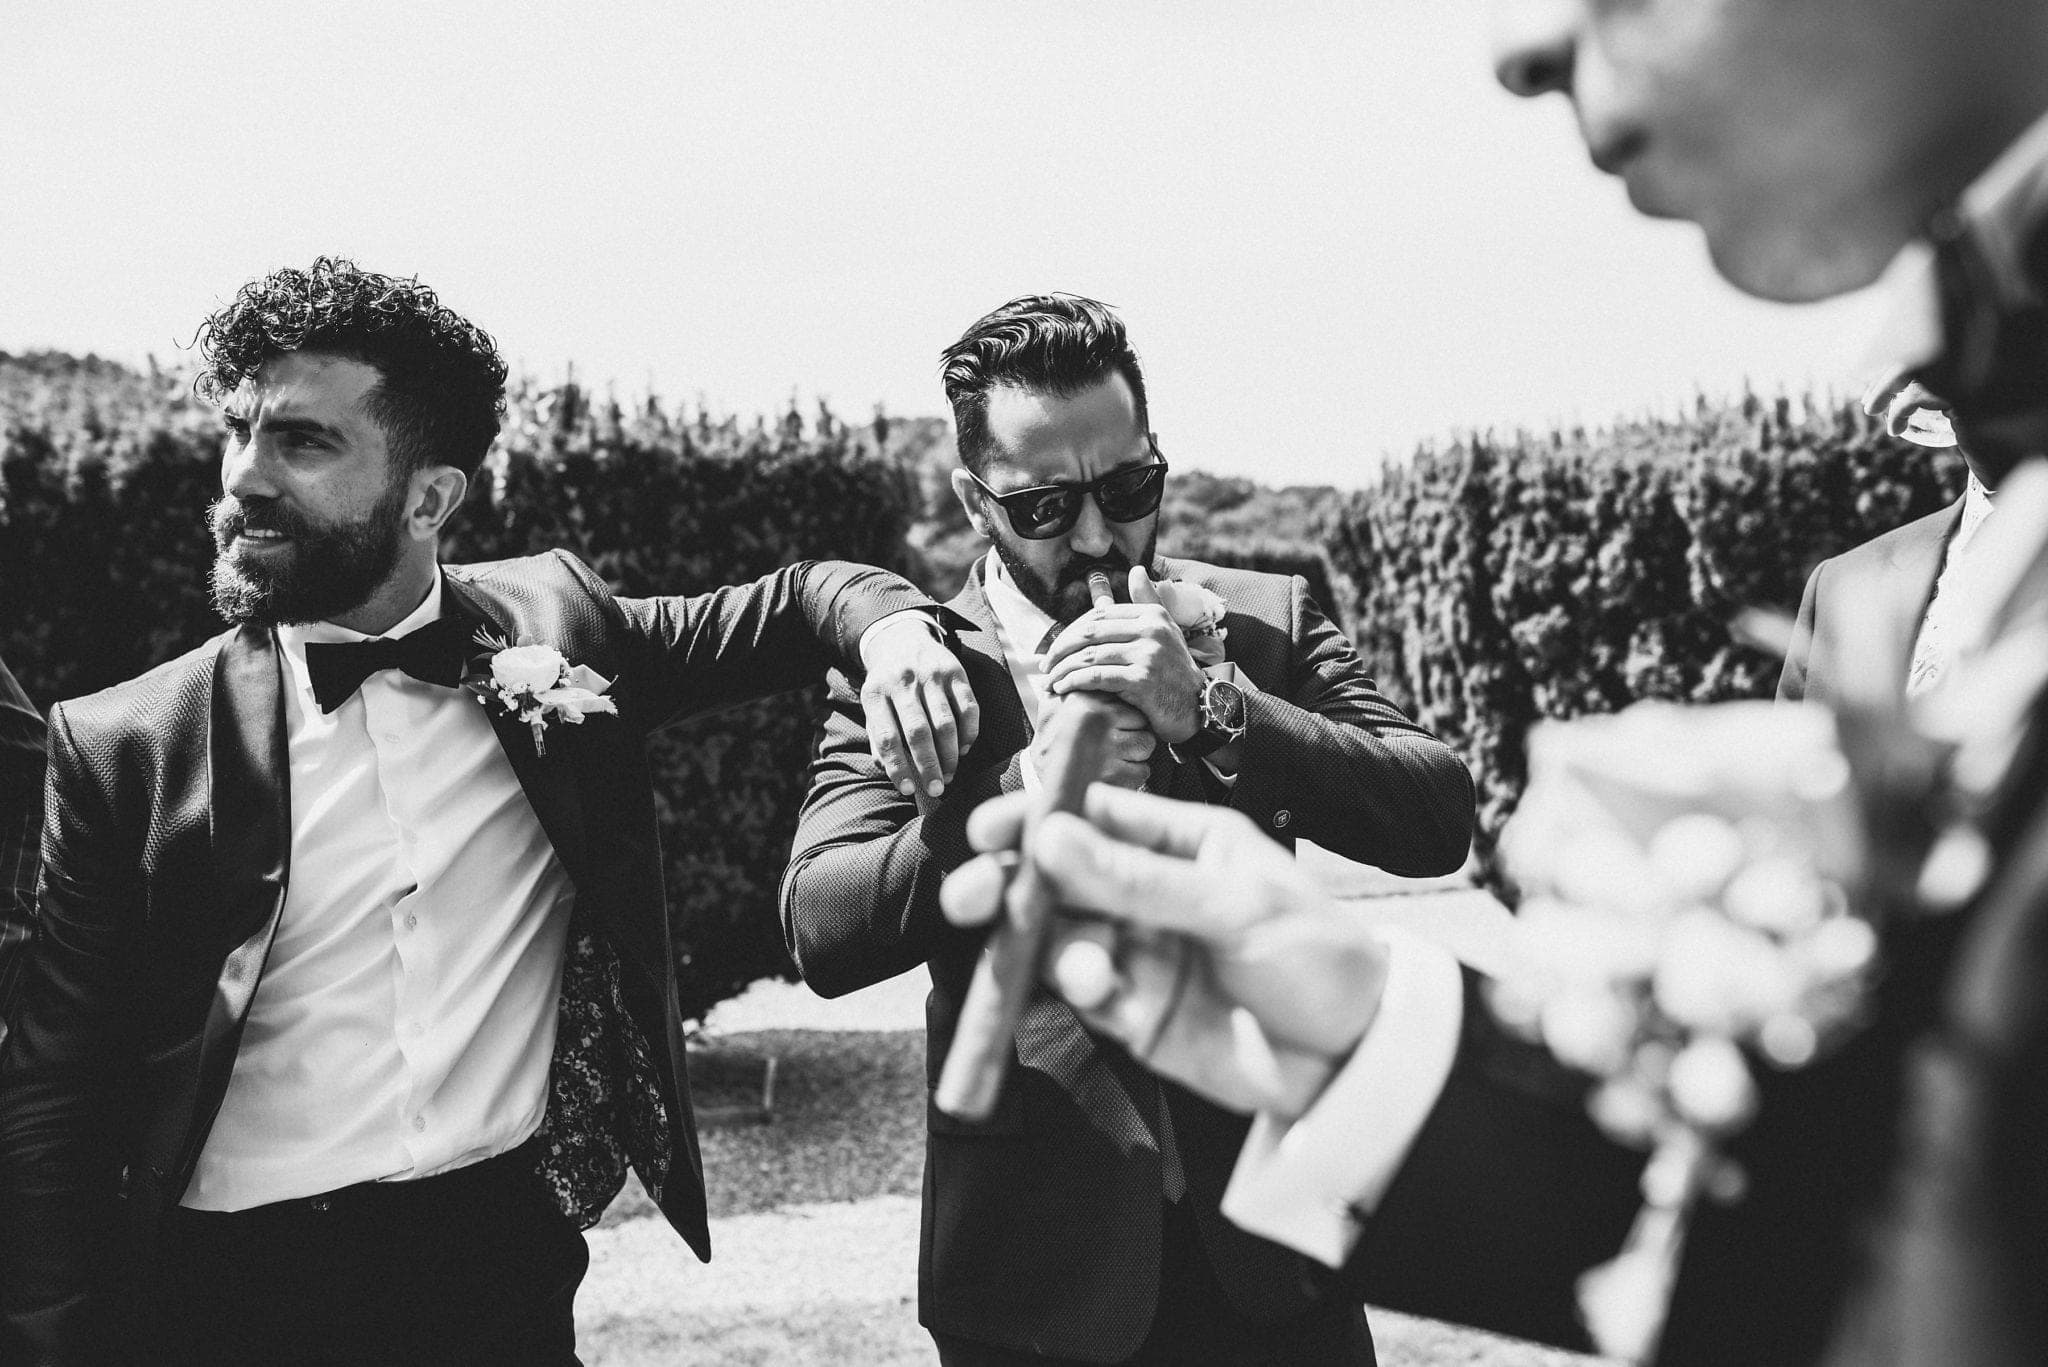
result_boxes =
[276,576,447,673]
[981,552,1058,665]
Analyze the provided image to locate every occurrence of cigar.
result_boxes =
[934,571,1120,1119]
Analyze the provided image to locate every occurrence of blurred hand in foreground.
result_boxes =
[939,784,1390,1118]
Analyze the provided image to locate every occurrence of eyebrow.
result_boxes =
[223,411,348,441]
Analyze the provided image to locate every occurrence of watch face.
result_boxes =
[1206,679,1247,732]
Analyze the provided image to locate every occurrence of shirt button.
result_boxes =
[413,1115,427,1133]
[404,914,419,932]
[1273,809,1292,829]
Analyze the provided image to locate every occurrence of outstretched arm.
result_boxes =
[608,555,980,796]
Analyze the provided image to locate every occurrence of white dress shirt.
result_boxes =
[1225,115,2048,1269]
[1908,473,1998,697]
[183,578,576,1211]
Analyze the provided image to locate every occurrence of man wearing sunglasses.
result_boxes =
[780,294,1474,1366]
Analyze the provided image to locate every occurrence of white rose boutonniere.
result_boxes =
[465,630,617,755]
[1155,578,1229,667]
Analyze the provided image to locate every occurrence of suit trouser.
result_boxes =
[143,1141,587,1367]
[931,1195,1376,1366]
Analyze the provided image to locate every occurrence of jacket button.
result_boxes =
[1273,809,1291,829]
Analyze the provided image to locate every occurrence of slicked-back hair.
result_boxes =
[940,294,1149,471]
[194,256,508,479]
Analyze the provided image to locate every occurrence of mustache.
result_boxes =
[210,497,321,548]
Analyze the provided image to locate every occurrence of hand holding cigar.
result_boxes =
[935,571,1123,1120]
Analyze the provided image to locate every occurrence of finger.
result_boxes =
[1043,644,1140,689]
[1041,614,1149,670]
[1031,812,1235,934]
[1860,363,1915,417]
[1046,665,1141,699]
[889,689,944,797]
[1080,785,1256,860]
[863,688,916,795]
[1046,920,1121,1010]
[940,850,1019,928]
[1884,382,1948,438]
[947,672,982,760]
[1128,565,1163,606]
[964,789,1033,852]
[923,678,961,784]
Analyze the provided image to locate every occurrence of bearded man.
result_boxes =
[780,293,1473,1367]
[0,257,981,1366]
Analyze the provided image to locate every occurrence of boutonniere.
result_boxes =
[1155,578,1229,667]
[464,629,617,756]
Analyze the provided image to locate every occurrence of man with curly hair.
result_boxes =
[0,256,982,1365]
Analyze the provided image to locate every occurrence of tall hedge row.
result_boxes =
[1326,394,1967,871]
[0,362,916,1020]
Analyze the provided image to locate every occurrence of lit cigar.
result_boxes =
[935,570,1120,1119]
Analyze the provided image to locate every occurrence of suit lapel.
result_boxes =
[441,573,592,883]
[1888,497,1966,647]
[184,624,291,1175]
[947,562,1033,757]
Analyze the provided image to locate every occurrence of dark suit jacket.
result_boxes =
[1778,500,1962,705]
[0,550,933,1366]
[781,556,1474,1363]
[0,654,47,1040]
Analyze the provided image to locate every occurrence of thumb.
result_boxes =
[1128,565,1163,607]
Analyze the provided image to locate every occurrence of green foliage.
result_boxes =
[1327,392,1967,878]
[0,356,917,1021]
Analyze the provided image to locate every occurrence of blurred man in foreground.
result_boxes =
[782,294,1473,1365]
[943,3,2048,1364]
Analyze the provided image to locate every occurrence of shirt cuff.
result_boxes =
[1219,926,1465,1267]
[858,608,945,659]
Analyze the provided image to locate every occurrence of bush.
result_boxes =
[0,357,918,1021]
[1326,392,1967,878]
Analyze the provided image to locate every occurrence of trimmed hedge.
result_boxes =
[0,358,916,1020]
[1326,393,1968,873]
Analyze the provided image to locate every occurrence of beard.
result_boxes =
[989,527,1161,627]
[208,482,409,626]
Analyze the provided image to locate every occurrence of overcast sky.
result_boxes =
[2,1,1898,488]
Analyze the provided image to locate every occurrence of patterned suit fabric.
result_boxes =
[0,551,934,1364]
[781,556,1474,1363]
[0,655,46,1041]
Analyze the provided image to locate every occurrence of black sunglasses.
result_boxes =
[967,443,1170,540]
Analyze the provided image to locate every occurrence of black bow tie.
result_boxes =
[303,616,473,715]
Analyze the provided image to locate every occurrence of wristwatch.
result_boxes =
[1173,674,1249,761]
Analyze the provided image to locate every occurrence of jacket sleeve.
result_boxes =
[0,703,139,1366]
[1228,576,1474,877]
[1341,982,1647,1353]
[1778,562,1825,704]
[609,557,945,728]
[779,664,1019,998]
[0,654,46,1025]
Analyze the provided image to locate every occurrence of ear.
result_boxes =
[949,467,993,540]
[407,465,470,542]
